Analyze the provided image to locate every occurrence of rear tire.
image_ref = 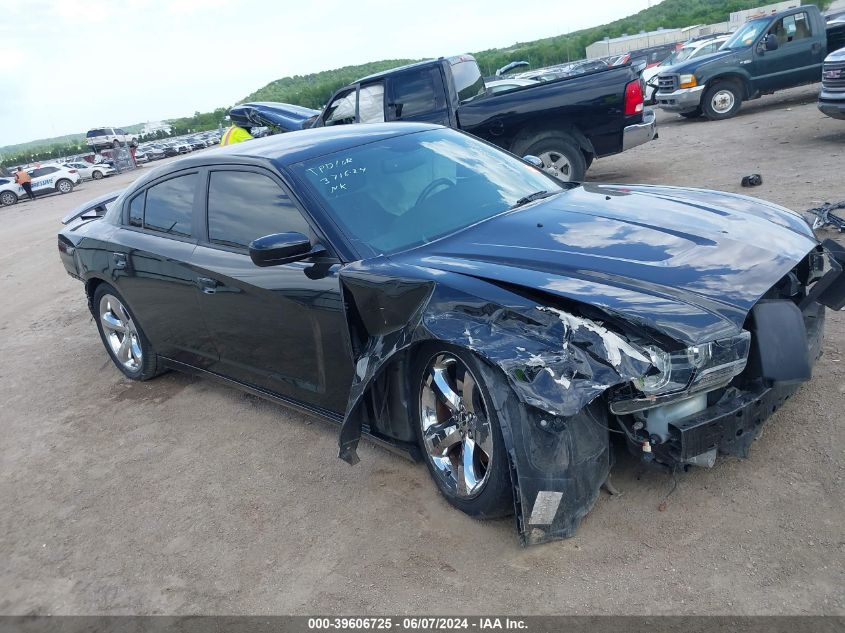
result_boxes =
[519,133,587,182]
[411,345,513,519]
[92,170,103,180]
[0,191,17,206]
[92,283,163,381]
[56,179,73,194]
[702,82,743,120]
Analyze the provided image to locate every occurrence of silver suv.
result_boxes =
[85,127,138,151]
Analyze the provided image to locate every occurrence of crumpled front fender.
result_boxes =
[337,264,652,544]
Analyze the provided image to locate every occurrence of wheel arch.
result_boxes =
[84,276,112,317]
[508,121,595,162]
[705,72,753,99]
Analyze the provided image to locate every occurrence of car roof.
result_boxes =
[356,59,439,83]
[121,123,443,194]
[182,122,441,166]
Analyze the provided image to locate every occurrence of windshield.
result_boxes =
[291,128,563,257]
[722,18,769,49]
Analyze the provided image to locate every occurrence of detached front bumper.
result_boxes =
[622,108,658,151]
[656,85,705,113]
[659,302,825,466]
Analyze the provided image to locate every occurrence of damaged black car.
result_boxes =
[57,123,845,545]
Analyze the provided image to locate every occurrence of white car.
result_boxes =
[64,161,115,181]
[643,35,730,103]
[484,77,538,95]
[85,127,138,151]
[0,165,82,206]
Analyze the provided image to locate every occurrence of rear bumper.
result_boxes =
[622,108,658,151]
[656,85,705,112]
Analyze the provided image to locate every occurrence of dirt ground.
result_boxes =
[1,84,843,616]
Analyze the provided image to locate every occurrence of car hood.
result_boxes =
[663,49,737,75]
[404,183,817,345]
[229,101,321,132]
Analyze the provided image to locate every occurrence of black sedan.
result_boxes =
[57,123,845,544]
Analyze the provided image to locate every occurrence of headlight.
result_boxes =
[678,74,698,89]
[611,331,751,414]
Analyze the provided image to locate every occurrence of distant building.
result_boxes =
[585,1,799,59]
[142,121,172,136]
[729,1,798,29]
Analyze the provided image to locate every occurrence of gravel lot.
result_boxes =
[1,84,843,615]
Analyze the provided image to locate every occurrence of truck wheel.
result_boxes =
[520,134,586,182]
[702,82,742,120]
[679,108,703,119]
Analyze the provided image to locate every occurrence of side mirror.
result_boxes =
[764,34,779,51]
[248,232,323,267]
[523,155,544,169]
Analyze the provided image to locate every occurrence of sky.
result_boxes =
[0,0,655,147]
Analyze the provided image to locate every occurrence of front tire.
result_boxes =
[519,133,587,182]
[702,82,743,120]
[56,179,74,194]
[412,346,513,518]
[92,283,163,381]
[679,107,703,119]
[0,191,17,206]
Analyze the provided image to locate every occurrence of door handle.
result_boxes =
[112,252,127,270]
[811,42,821,53]
[197,277,218,294]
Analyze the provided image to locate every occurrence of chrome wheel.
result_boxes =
[710,89,735,114]
[419,353,493,498]
[57,179,73,194]
[538,150,573,181]
[99,294,142,372]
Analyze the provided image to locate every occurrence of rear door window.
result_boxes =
[141,174,197,236]
[128,191,145,227]
[388,69,445,120]
[206,170,310,249]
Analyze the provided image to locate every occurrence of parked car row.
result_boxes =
[136,130,221,162]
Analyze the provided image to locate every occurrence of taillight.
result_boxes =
[624,79,644,116]
[68,169,77,173]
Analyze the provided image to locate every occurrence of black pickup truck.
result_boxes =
[655,4,845,120]
[231,55,656,181]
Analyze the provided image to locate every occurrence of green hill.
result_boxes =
[242,59,419,108]
[242,0,831,105]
